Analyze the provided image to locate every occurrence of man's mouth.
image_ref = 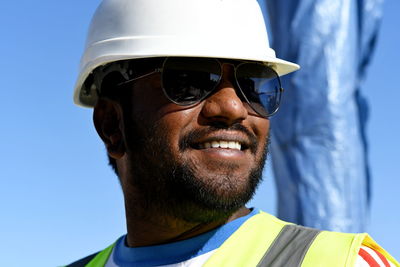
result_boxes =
[191,136,251,152]
[180,126,257,154]
[197,140,242,151]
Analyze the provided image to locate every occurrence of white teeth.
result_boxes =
[228,141,236,149]
[201,141,242,150]
[211,141,219,148]
[220,141,228,148]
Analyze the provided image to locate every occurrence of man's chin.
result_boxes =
[160,165,263,223]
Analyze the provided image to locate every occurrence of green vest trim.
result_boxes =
[85,242,115,267]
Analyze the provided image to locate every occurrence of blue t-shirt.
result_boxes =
[111,208,260,267]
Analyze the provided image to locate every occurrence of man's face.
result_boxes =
[118,63,270,223]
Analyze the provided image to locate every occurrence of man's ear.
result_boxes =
[93,99,125,159]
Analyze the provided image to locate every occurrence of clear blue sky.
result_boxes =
[0,1,398,266]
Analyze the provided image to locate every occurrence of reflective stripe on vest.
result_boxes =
[256,224,320,266]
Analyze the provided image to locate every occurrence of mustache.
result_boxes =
[179,123,258,153]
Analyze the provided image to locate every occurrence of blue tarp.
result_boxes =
[259,0,383,232]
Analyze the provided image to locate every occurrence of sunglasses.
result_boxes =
[117,57,283,118]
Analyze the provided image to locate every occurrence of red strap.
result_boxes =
[359,247,381,267]
[375,249,391,267]
[359,247,391,267]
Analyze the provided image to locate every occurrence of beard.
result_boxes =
[122,114,269,224]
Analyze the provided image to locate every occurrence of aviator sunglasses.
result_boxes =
[116,57,284,118]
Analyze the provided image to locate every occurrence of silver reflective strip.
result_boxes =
[256,224,321,267]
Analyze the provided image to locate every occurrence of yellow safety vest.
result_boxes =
[78,211,399,267]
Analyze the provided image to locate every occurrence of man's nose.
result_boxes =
[200,64,248,126]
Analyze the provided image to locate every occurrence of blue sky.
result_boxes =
[0,1,398,266]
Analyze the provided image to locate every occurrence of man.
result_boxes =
[68,0,398,266]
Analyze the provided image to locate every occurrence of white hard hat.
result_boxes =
[74,0,300,107]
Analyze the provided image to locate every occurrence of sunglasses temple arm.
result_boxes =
[117,69,162,87]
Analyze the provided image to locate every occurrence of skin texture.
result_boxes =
[93,64,270,247]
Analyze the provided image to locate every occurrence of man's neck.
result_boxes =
[124,206,251,247]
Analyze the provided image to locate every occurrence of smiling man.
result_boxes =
[67,0,398,266]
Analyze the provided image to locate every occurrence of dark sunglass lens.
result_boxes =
[236,63,281,117]
[162,58,221,105]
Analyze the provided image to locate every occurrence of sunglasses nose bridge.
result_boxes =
[217,62,239,91]
[216,62,250,103]
[220,61,235,76]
